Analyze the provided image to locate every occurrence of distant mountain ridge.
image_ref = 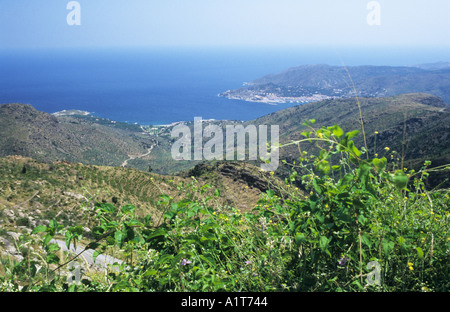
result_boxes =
[219,63,450,104]
[414,61,450,71]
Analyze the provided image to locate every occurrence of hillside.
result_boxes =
[0,155,279,232]
[0,98,449,293]
[249,93,450,188]
[147,93,450,187]
[2,93,449,189]
[219,64,450,104]
[0,155,285,264]
[0,103,156,168]
[0,156,275,226]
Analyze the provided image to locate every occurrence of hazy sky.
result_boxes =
[1,0,449,49]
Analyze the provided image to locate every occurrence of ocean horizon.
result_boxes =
[1,45,449,125]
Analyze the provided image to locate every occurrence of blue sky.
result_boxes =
[1,0,449,49]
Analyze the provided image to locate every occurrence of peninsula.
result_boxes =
[218,63,450,104]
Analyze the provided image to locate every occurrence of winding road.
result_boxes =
[120,145,155,168]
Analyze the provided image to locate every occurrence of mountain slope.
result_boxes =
[0,103,155,168]
[1,93,448,189]
[0,155,285,265]
[249,93,450,188]
[0,156,279,233]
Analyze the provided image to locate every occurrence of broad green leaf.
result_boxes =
[358,163,371,179]
[416,247,424,259]
[125,219,144,228]
[382,240,395,256]
[92,225,106,236]
[199,254,216,267]
[163,210,175,220]
[316,213,325,224]
[319,236,330,251]
[121,204,136,214]
[301,131,311,138]
[346,130,361,140]
[43,234,53,247]
[332,125,344,138]
[146,228,167,240]
[65,231,73,250]
[348,140,362,157]
[372,157,387,170]
[96,203,116,214]
[115,230,125,247]
[322,129,331,138]
[200,231,217,242]
[313,178,322,195]
[93,250,102,263]
[32,225,47,234]
[46,253,60,264]
[389,170,409,190]
[68,225,83,236]
[106,236,115,246]
[157,254,174,265]
[47,243,60,252]
[316,160,330,174]
[125,227,136,242]
[158,194,172,205]
[295,233,307,244]
[144,269,158,276]
[49,220,59,230]
[361,234,372,247]
[87,242,100,250]
[358,163,372,188]
[358,214,368,226]
[338,174,354,189]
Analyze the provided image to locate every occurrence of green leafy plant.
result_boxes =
[2,121,448,292]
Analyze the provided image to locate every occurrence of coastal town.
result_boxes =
[219,89,338,105]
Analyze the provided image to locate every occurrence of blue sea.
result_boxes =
[0,46,448,125]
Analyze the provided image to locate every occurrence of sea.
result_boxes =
[0,45,448,125]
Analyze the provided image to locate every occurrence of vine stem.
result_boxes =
[342,63,369,160]
[358,230,363,283]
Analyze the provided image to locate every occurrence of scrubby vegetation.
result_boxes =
[1,122,448,292]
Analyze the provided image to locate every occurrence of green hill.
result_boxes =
[0,103,155,168]
[2,93,448,189]
[249,93,450,188]
[0,155,277,234]
[0,97,448,293]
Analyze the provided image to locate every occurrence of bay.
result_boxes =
[0,46,448,125]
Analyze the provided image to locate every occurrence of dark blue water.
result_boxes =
[0,46,448,125]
